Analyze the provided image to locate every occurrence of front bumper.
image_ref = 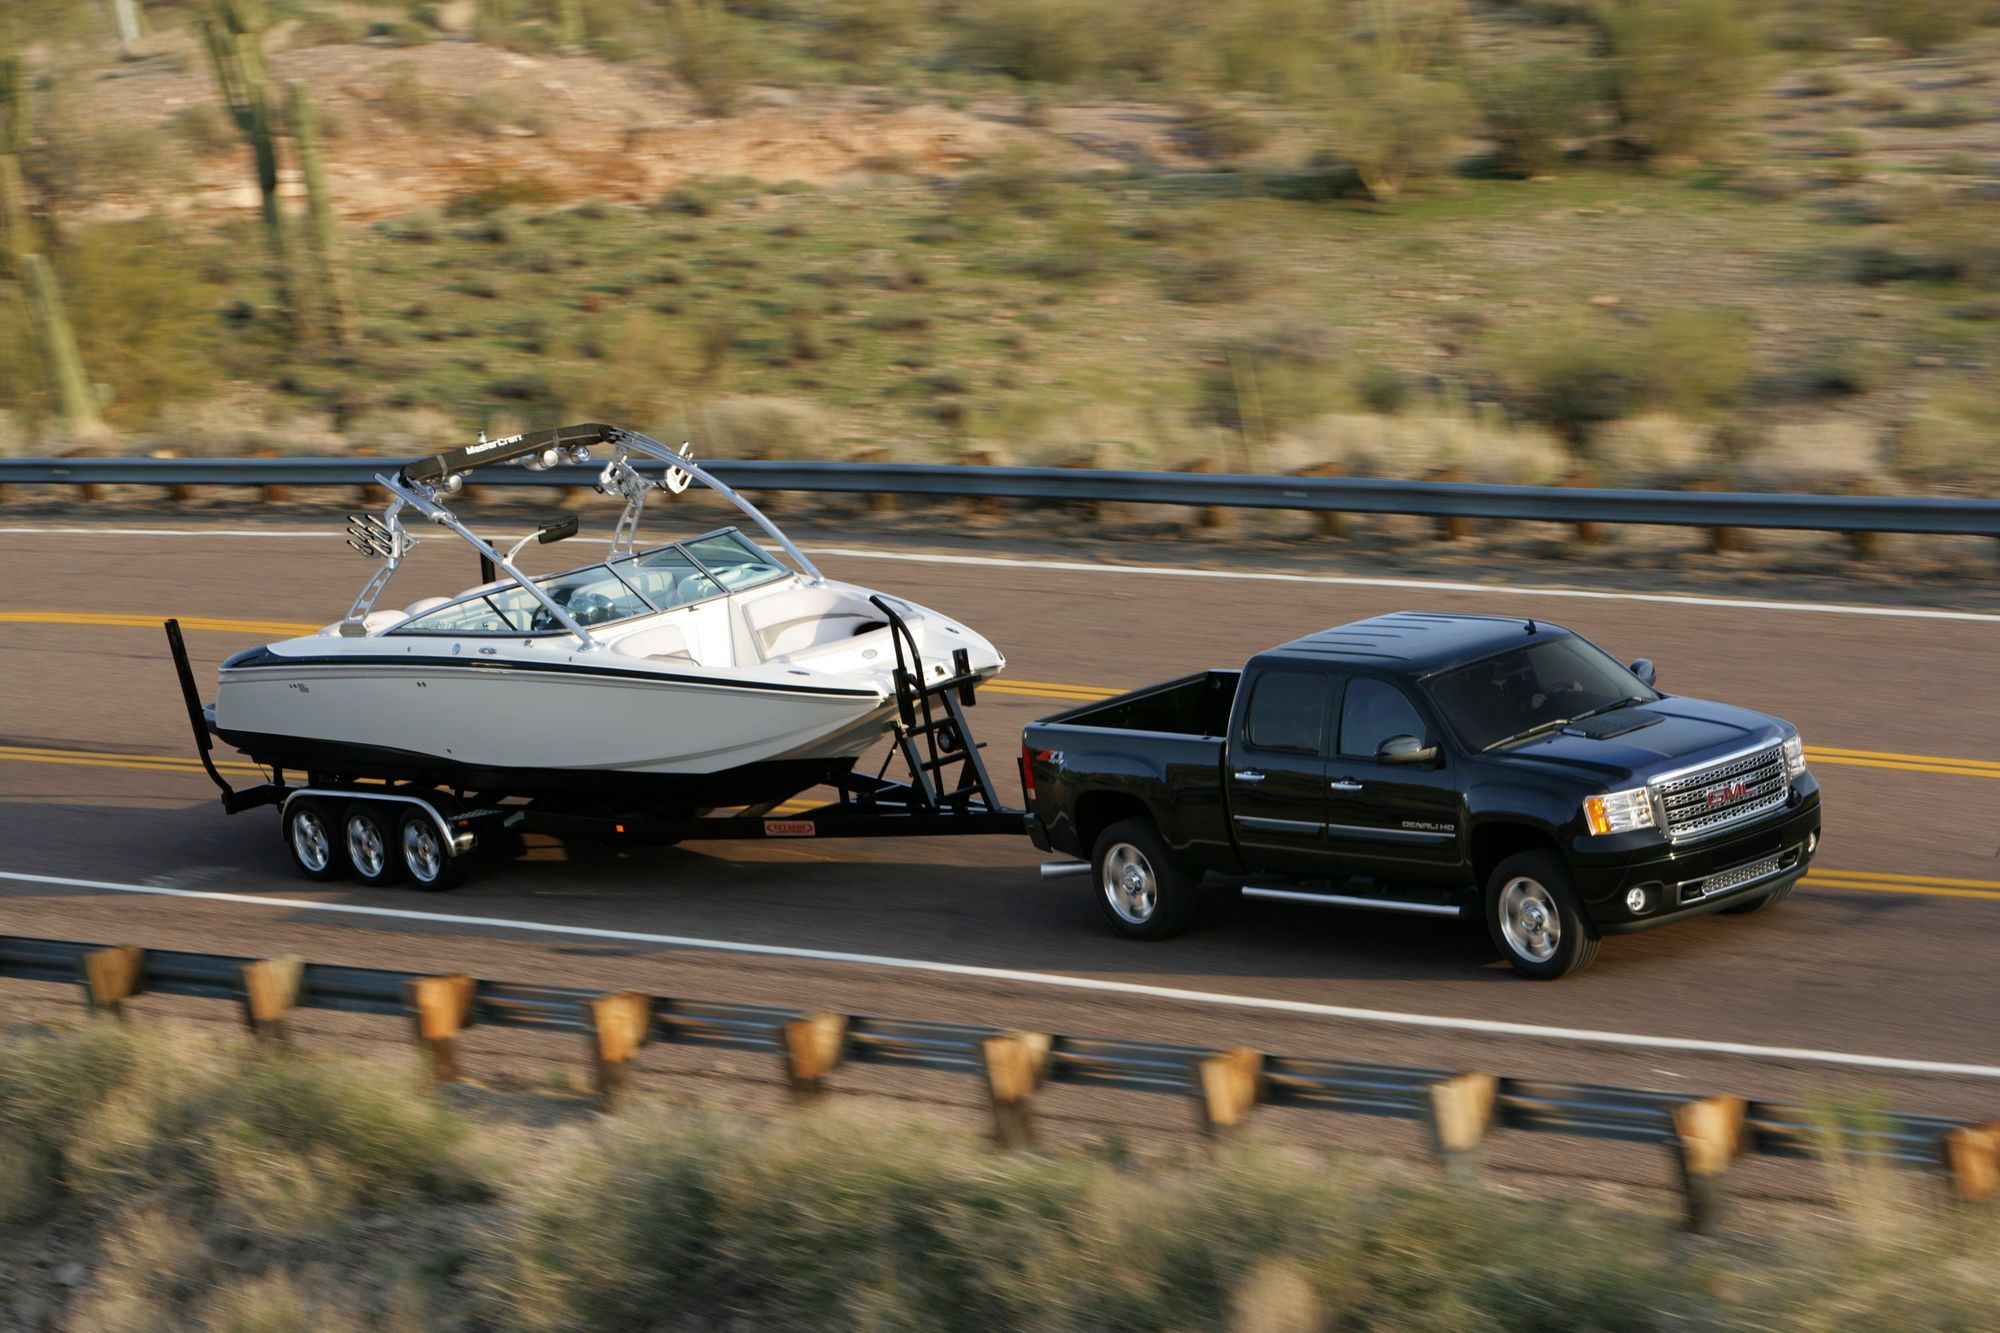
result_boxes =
[1574,787,1821,933]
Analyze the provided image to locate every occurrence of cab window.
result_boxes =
[1244,671,1328,754]
[1339,678,1428,758]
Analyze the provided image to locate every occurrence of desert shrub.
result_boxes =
[663,0,757,116]
[958,0,1103,82]
[1180,100,1271,161]
[1643,308,1752,418]
[1900,385,2000,486]
[448,170,563,216]
[1493,308,1748,450]
[1471,52,1599,175]
[1161,245,1259,302]
[1018,204,1122,281]
[167,101,238,156]
[1321,16,1470,200]
[1892,96,1985,128]
[814,0,929,59]
[1201,323,1346,440]
[1593,0,1764,159]
[1193,0,1344,97]
[1855,0,1981,52]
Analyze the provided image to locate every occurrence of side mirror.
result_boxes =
[1629,658,1657,688]
[537,513,580,545]
[1377,734,1439,767]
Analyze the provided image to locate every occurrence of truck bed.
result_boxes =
[1035,670,1239,737]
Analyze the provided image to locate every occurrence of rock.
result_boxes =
[53,1263,86,1289]
[434,0,478,33]
[1588,293,1622,307]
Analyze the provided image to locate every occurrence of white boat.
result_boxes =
[210,424,1005,809]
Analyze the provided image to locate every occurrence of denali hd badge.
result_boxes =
[1703,779,1750,809]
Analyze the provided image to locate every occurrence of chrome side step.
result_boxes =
[1241,886,1462,917]
[1039,860,1093,880]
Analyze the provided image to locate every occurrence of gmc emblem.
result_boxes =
[1703,779,1750,810]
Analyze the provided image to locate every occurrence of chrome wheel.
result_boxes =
[1102,842,1158,926]
[290,806,332,873]
[347,813,388,880]
[1498,876,1560,963]
[403,819,444,885]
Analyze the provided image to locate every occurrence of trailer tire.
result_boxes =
[283,799,348,882]
[343,803,404,888]
[399,809,463,891]
[1092,818,1199,940]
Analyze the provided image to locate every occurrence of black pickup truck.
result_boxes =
[1021,612,1822,978]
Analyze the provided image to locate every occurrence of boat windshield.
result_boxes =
[680,529,793,592]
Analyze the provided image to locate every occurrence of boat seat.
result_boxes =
[744,587,889,658]
[609,622,693,662]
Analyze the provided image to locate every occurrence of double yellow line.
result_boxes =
[6,611,2000,781]
[1802,869,2000,903]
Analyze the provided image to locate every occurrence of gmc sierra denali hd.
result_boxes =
[1021,611,1822,979]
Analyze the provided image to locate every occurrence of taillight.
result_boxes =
[1020,742,1037,800]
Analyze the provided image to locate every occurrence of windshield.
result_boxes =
[394,564,653,635]
[1423,635,1659,752]
[682,529,792,592]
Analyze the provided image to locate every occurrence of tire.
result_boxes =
[1721,878,1794,915]
[283,799,348,882]
[1091,817,1200,940]
[1485,850,1600,980]
[342,803,404,888]
[398,808,464,891]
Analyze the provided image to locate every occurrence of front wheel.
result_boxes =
[1091,818,1199,940]
[1485,850,1599,980]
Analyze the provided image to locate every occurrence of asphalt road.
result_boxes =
[3,513,1999,1130]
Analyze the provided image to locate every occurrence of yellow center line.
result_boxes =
[7,612,2000,779]
[1804,876,2000,903]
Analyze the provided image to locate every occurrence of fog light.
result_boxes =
[1807,830,1818,857]
[1625,886,1652,914]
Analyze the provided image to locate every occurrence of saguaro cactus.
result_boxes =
[288,82,355,346]
[196,0,294,323]
[1,44,104,436]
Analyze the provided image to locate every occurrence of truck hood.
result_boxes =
[1488,696,1788,786]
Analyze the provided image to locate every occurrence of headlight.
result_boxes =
[1583,787,1656,836]
[1782,732,1807,779]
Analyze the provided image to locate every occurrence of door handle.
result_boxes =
[1329,780,1364,792]
[1234,770,1266,783]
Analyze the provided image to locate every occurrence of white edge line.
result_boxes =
[5,868,1998,1080]
[5,526,1997,623]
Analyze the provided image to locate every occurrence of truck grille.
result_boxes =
[1680,851,1786,905]
[1654,745,1789,839]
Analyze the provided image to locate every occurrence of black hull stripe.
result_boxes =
[219,648,880,698]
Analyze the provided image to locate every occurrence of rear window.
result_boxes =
[1244,671,1328,754]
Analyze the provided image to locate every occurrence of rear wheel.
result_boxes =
[1092,818,1199,940]
[283,799,347,882]
[1721,879,1794,915]
[343,804,404,888]
[398,809,464,891]
[1485,850,1599,980]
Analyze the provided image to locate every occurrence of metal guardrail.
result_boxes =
[3,455,1999,535]
[2,934,1993,1229]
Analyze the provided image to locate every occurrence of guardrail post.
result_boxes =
[588,991,655,1113]
[1690,478,1745,555]
[1195,1047,1265,1138]
[981,1030,1052,1149]
[1429,468,1470,541]
[79,945,145,1019]
[1291,462,1346,538]
[407,974,476,1085]
[781,1011,848,1103]
[852,447,897,515]
[1426,1071,1499,1181]
[1943,1123,2000,1203]
[958,448,1005,517]
[1565,469,1601,546]
[1672,1095,1747,1232]
[239,956,304,1043]
[1176,457,1226,530]
[1842,479,1881,561]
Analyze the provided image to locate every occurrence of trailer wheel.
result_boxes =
[284,799,348,882]
[399,810,463,891]
[343,804,404,888]
[1092,817,1199,940]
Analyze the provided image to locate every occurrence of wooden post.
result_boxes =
[250,448,292,504]
[79,945,145,1019]
[1291,461,1346,539]
[1429,467,1470,541]
[1057,453,1101,524]
[1565,468,1601,546]
[588,991,654,1113]
[1174,456,1225,531]
[1427,1072,1499,1182]
[780,1011,848,1103]
[63,448,105,505]
[1842,479,1881,561]
[981,1030,1052,1149]
[851,446,896,516]
[958,446,1005,518]
[1943,1123,2000,1203]
[1195,1047,1265,1137]
[1690,477,1744,555]
[239,955,304,1044]
[406,974,476,1085]
[1671,1095,1747,1232]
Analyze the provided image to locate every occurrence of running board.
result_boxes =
[1241,886,1462,917]
[1039,860,1092,880]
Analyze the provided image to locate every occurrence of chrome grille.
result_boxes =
[1654,745,1789,839]
[1681,852,1783,904]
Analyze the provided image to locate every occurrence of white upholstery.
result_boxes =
[743,588,885,657]
[611,623,693,661]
